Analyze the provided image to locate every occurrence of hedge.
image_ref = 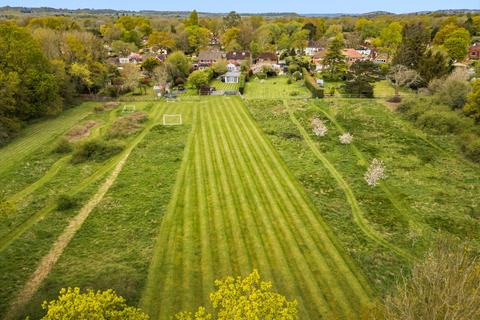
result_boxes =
[239,73,246,94]
[302,68,324,98]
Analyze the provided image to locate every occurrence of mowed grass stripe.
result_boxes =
[206,102,277,283]
[220,100,355,317]
[199,105,234,278]
[140,108,198,319]
[212,104,329,318]
[202,103,252,275]
[230,99,373,302]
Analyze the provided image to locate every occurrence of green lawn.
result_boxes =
[1,85,479,320]
[210,79,240,91]
[244,76,310,99]
[140,96,371,320]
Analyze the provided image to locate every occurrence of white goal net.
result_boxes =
[163,114,182,125]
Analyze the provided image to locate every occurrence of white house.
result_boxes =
[305,40,323,56]
[221,71,241,83]
[227,63,237,72]
[119,57,130,64]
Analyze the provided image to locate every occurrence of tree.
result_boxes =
[392,23,430,70]
[185,25,210,53]
[443,28,471,61]
[343,60,380,98]
[417,49,449,84]
[223,11,241,29]
[464,79,480,122]
[221,27,241,49]
[176,270,297,320]
[165,51,191,83]
[112,40,137,57]
[302,22,317,40]
[188,10,199,26]
[433,23,460,45]
[376,22,403,59]
[147,31,175,51]
[0,23,61,121]
[70,63,93,93]
[387,65,422,97]
[41,287,148,319]
[141,57,161,75]
[322,34,347,81]
[211,61,228,77]
[188,70,209,91]
[121,64,143,92]
[381,240,480,320]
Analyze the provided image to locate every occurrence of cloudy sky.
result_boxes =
[2,0,479,14]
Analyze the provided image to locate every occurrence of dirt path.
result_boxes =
[5,154,129,319]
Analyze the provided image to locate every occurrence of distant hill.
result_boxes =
[0,6,478,17]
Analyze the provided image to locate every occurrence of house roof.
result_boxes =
[312,49,327,59]
[222,71,241,77]
[342,49,363,59]
[226,51,251,60]
[198,49,224,61]
[307,40,323,48]
[258,52,277,61]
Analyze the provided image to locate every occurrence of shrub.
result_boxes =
[287,78,292,84]
[94,105,105,113]
[53,138,73,154]
[256,72,267,80]
[429,69,472,109]
[107,112,148,139]
[415,110,469,134]
[381,239,480,320]
[292,71,302,81]
[56,194,79,211]
[302,68,324,98]
[0,201,16,216]
[460,133,480,163]
[71,139,124,164]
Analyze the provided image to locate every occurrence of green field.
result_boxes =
[244,77,310,99]
[0,81,479,320]
[210,80,240,91]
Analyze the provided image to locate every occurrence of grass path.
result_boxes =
[141,97,372,320]
[0,103,96,177]
[4,104,167,318]
[283,100,414,261]
[313,102,426,231]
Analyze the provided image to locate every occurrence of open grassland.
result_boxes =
[0,101,176,317]
[141,96,372,320]
[244,76,310,99]
[18,102,193,318]
[246,96,480,294]
[0,102,97,178]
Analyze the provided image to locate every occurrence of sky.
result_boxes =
[1,0,479,14]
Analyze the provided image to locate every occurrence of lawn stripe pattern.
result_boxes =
[142,97,372,319]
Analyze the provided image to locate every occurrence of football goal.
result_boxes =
[122,105,136,113]
[163,114,182,125]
